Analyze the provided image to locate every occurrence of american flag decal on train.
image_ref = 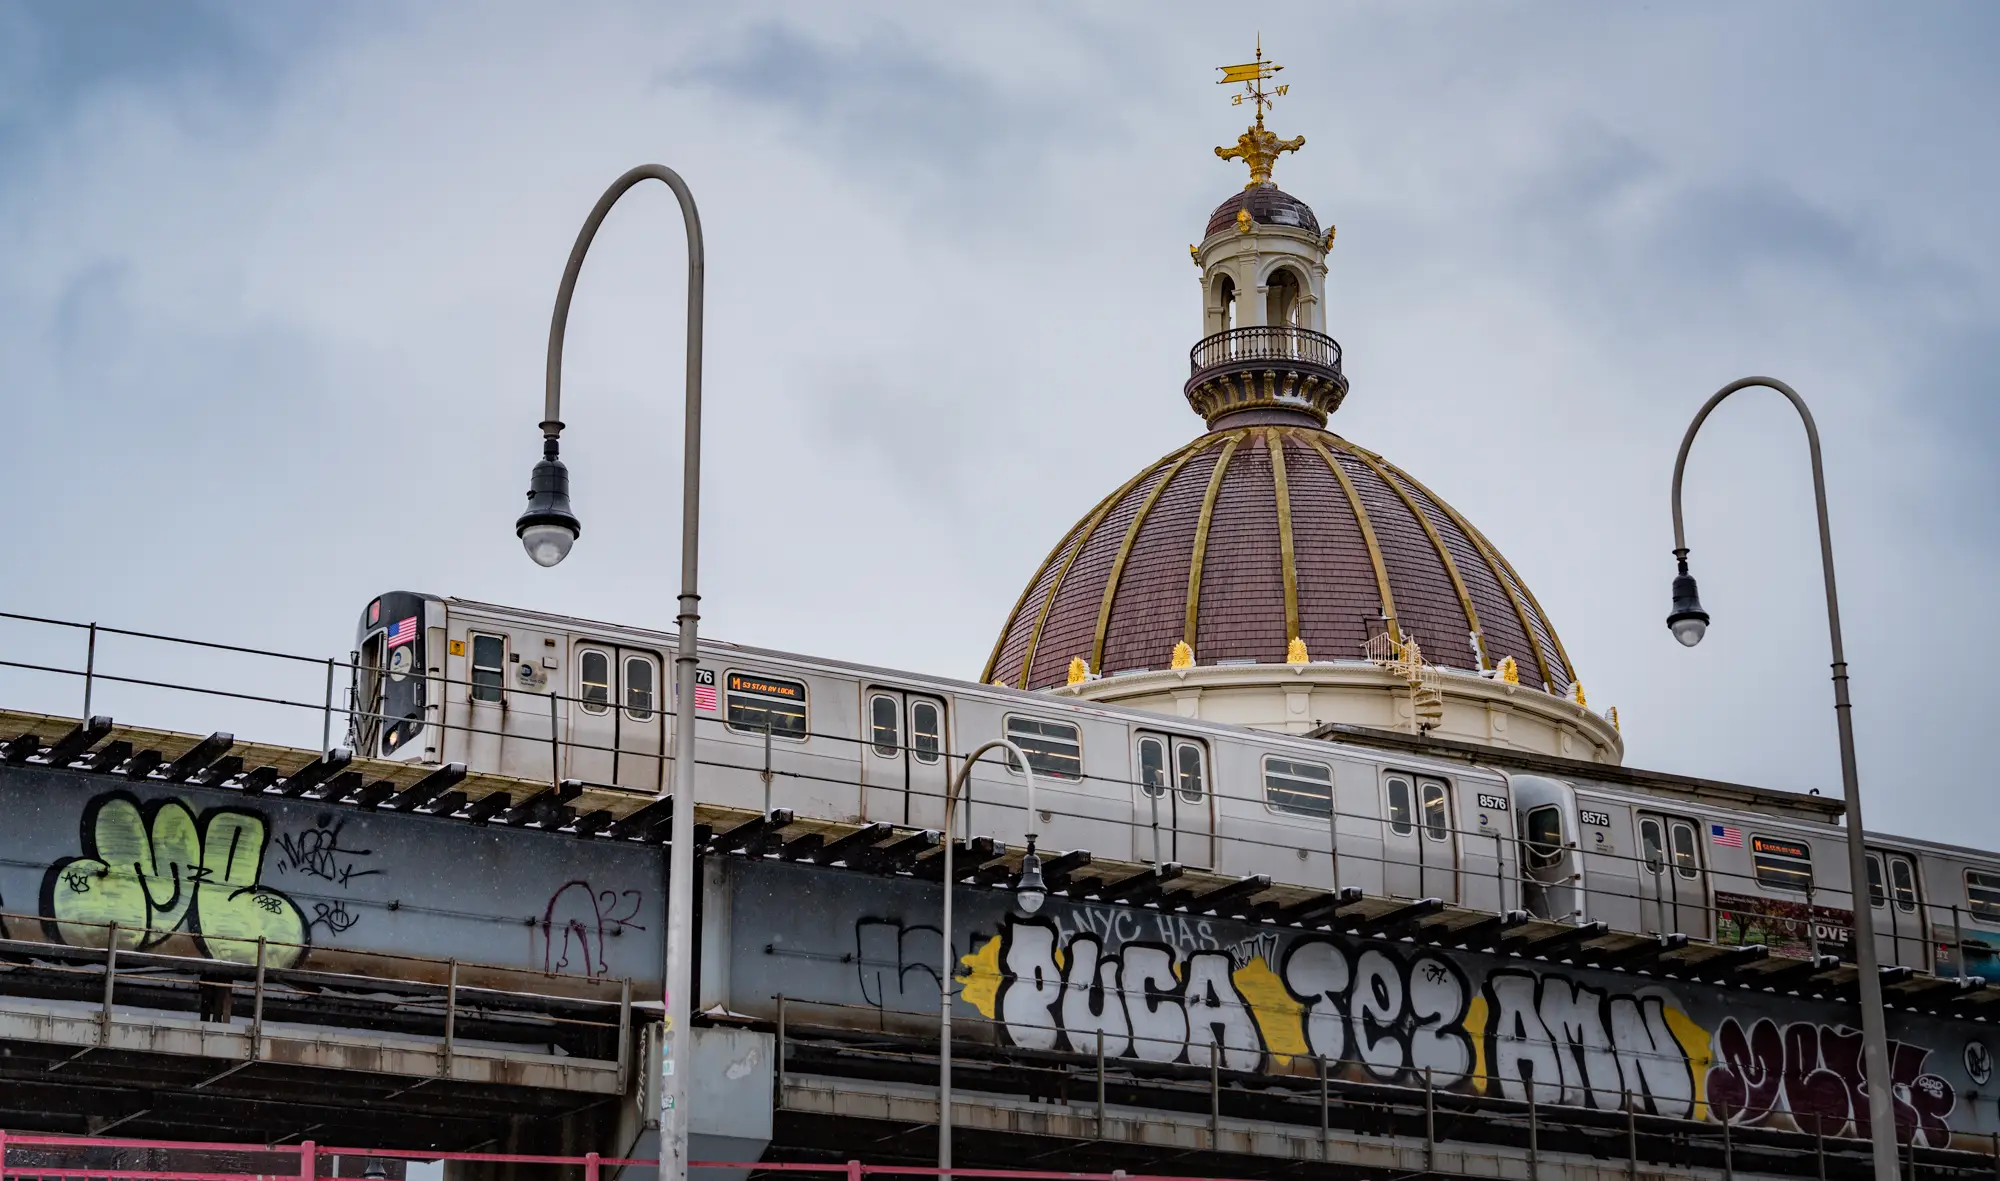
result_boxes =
[385,616,417,648]
[1711,823,1743,848]
[694,684,718,711]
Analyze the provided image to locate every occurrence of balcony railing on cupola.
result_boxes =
[1184,325,1350,427]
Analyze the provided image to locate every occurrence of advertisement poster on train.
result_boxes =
[1713,890,1854,961]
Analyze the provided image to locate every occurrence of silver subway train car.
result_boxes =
[352,591,2000,984]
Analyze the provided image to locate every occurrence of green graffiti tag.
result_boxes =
[41,793,308,967]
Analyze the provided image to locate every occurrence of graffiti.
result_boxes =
[40,793,307,968]
[947,913,1736,1114]
[855,919,944,1009]
[1966,1041,1992,1087]
[1475,969,1707,1116]
[275,816,382,889]
[541,881,645,980]
[957,916,1483,1080]
[1707,1016,1957,1145]
[309,900,360,937]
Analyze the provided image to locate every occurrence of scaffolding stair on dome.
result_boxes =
[1363,630,1446,734]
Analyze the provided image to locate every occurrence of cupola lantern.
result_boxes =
[1186,42,1347,430]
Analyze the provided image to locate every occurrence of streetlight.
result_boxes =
[515,164,706,1181]
[938,739,1040,1176]
[1668,375,1897,1181]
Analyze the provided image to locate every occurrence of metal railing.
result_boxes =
[1187,325,1342,380]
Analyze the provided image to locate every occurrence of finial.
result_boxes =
[1171,640,1195,670]
[1066,657,1089,686]
[1607,705,1620,730]
[1286,636,1310,665]
[1494,655,1519,685]
[1568,680,1588,708]
[1215,38,1302,188]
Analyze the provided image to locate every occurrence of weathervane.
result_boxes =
[1214,36,1305,189]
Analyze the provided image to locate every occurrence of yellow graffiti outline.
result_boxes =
[957,934,1004,1019]
[1232,956,1305,1065]
[1463,994,1490,1094]
[1664,1006,1713,1122]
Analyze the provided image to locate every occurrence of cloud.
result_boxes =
[1,2,1997,849]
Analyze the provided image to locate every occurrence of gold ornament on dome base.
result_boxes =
[1067,657,1090,686]
[1286,636,1310,665]
[1569,681,1588,708]
[1494,655,1519,685]
[1171,641,1196,670]
[1608,706,1621,731]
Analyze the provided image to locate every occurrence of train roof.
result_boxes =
[1307,721,1848,825]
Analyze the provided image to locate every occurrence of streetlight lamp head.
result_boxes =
[1015,844,1047,916]
[1667,563,1709,647]
[517,441,580,568]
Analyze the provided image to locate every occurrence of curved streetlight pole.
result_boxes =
[938,739,1041,1177]
[517,164,704,1181]
[1668,376,1897,1181]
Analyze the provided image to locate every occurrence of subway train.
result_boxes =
[352,590,2000,982]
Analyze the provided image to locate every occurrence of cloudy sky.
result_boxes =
[2,3,1995,848]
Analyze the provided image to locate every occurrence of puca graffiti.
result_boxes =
[957,914,1712,1118]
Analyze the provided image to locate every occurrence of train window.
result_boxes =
[1264,757,1332,817]
[1966,870,2000,922]
[1640,818,1666,874]
[725,672,809,739]
[1175,741,1205,804]
[870,695,901,757]
[1890,856,1918,913]
[471,634,505,703]
[1138,737,1169,798]
[578,650,611,715]
[624,657,656,721]
[1003,716,1082,782]
[1866,855,1886,908]
[1670,821,1700,880]
[1421,780,1450,842]
[1524,805,1564,869]
[911,701,942,764]
[1751,835,1813,893]
[1385,776,1414,836]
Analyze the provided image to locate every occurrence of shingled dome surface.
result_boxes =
[983,426,1577,695]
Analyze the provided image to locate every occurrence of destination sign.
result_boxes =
[730,673,804,701]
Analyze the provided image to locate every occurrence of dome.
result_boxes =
[1205,185,1321,239]
[982,425,1579,696]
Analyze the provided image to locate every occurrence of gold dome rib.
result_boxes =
[1091,439,1210,674]
[1458,512,1578,689]
[1337,440,1488,669]
[982,509,1097,685]
[1183,431,1248,651]
[1268,429,1300,647]
[1014,445,1194,689]
[1299,434,1398,642]
[1384,460,1558,692]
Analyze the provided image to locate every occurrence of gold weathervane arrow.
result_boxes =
[1214,36,1303,189]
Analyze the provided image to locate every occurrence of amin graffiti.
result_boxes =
[954,916,1713,1115]
[40,792,308,967]
[1709,1016,1957,1145]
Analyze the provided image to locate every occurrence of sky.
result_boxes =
[1,3,1996,848]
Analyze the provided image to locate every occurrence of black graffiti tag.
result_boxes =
[275,817,382,889]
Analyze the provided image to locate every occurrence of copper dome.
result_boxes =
[1205,185,1321,238]
[983,426,1578,695]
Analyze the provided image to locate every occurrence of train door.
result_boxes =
[1636,811,1710,938]
[1511,775,1583,923]
[1133,731,1213,869]
[564,641,666,791]
[1381,772,1459,902]
[862,688,951,828]
[1866,849,1929,971]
